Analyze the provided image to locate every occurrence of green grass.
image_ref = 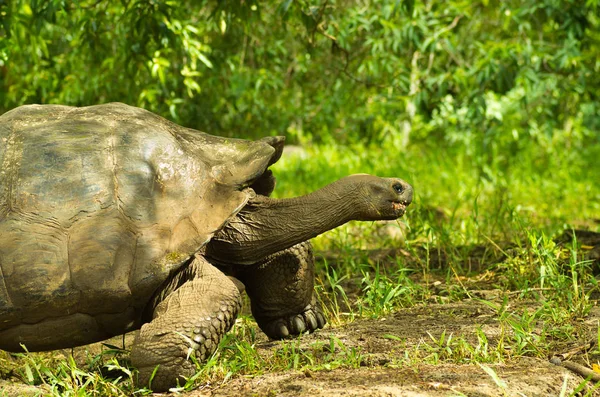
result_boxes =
[1,139,599,396]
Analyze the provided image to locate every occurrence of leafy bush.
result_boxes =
[2,1,598,154]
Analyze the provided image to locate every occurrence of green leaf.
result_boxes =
[197,52,213,69]
[278,0,294,16]
[24,363,35,384]
[397,0,415,17]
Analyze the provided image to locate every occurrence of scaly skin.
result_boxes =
[131,256,242,392]
[235,241,326,339]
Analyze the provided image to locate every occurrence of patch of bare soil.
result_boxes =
[182,301,598,397]
[198,360,579,397]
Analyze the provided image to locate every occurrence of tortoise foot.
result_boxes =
[260,303,326,339]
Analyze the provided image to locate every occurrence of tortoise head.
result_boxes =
[335,174,413,221]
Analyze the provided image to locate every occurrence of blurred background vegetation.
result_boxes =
[1,0,599,231]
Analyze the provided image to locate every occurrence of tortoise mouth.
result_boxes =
[391,200,409,215]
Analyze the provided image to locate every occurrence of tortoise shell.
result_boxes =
[0,103,280,347]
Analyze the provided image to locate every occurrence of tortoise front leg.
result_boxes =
[131,256,242,392]
[236,241,326,339]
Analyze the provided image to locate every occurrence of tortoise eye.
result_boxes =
[393,183,403,193]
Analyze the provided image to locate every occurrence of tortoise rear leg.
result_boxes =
[237,241,326,339]
[131,256,242,392]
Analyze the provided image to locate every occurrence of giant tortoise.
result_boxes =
[0,103,413,391]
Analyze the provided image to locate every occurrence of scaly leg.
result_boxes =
[130,256,242,392]
[236,241,326,339]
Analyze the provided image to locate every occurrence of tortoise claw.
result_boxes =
[316,312,326,328]
[277,323,290,338]
[259,304,326,339]
[291,315,306,334]
[305,311,318,330]
[266,320,289,338]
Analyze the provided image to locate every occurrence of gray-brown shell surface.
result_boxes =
[0,103,277,344]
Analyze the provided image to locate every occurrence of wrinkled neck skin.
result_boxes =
[206,180,356,265]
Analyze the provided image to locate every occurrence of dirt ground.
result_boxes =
[197,361,580,397]
[2,298,598,397]
[182,300,598,397]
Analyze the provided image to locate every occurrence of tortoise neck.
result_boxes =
[206,179,357,264]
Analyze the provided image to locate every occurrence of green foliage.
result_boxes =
[358,265,420,317]
[2,0,599,159]
[2,346,146,396]
[420,328,504,364]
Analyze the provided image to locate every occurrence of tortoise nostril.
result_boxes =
[393,183,403,194]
